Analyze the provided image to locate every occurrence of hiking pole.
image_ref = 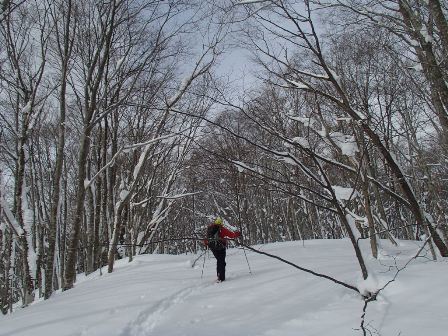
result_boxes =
[242,243,253,275]
[201,248,207,279]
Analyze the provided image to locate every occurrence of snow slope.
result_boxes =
[1,239,447,336]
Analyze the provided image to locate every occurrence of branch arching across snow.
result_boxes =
[236,241,361,294]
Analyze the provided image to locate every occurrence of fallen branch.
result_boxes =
[236,241,361,294]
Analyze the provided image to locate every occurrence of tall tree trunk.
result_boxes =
[93,128,103,270]
[45,0,71,299]
[59,164,68,290]
[63,128,92,290]
[15,123,35,305]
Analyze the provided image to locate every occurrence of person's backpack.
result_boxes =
[206,224,224,250]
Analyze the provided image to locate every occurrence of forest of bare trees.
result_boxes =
[1,0,447,313]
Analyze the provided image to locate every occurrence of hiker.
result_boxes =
[204,217,241,282]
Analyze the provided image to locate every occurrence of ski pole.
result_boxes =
[201,248,207,279]
[242,244,253,275]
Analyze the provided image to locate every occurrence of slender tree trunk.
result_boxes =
[0,230,12,315]
[338,206,369,280]
[60,164,68,290]
[63,127,93,290]
[361,173,378,259]
[86,173,95,275]
[93,129,103,270]
[15,127,34,305]
[45,11,69,296]
[44,0,75,296]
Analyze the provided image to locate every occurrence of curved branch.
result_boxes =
[237,242,360,294]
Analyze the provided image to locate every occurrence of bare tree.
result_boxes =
[232,0,448,257]
[0,0,51,305]
[42,0,76,299]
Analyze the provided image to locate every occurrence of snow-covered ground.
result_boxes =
[1,239,447,336]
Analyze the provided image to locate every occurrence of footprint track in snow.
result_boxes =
[119,283,209,336]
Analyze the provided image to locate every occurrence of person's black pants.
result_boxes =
[211,248,226,281]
